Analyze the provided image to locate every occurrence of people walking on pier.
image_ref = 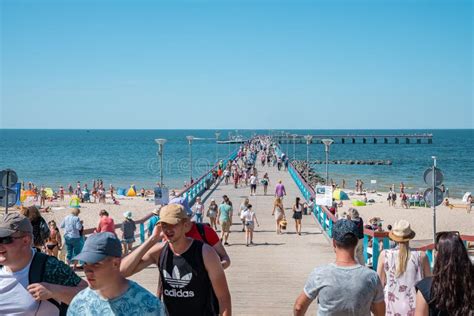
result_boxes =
[241,204,259,246]
[275,180,286,200]
[218,196,233,246]
[120,204,232,316]
[239,198,250,232]
[193,197,205,223]
[272,197,285,234]
[292,197,303,235]
[68,232,163,315]
[261,173,269,195]
[207,199,218,230]
[415,231,474,315]
[249,173,258,196]
[121,211,136,255]
[294,219,385,315]
[60,208,84,270]
[376,220,431,315]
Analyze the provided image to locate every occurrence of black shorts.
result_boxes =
[250,184,257,190]
[292,212,302,220]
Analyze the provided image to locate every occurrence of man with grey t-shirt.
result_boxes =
[294,219,385,316]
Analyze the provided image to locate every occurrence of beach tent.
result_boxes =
[333,189,349,201]
[23,190,36,197]
[70,195,81,208]
[117,188,126,196]
[462,192,472,202]
[126,186,136,197]
[44,188,54,198]
[352,200,366,206]
[20,190,27,202]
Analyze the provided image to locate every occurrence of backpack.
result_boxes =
[28,252,68,316]
[195,222,211,244]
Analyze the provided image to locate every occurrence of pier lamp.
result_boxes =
[321,139,334,185]
[286,133,290,155]
[186,136,194,182]
[304,135,313,181]
[215,131,220,164]
[155,139,167,186]
[292,134,298,160]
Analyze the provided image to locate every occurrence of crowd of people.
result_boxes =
[1,137,472,315]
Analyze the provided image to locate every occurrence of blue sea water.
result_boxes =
[0,129,472,197]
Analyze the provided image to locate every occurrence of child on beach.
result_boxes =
[121,211,136,255]
[241,204,259,246]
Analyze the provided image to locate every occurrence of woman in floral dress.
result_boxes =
[376,220,431,315]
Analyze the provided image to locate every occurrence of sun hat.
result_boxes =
[73,232,122,264]
[123,211,132,219]
[388,220,416,242]
[349,208,360,219]
[0,213,33,237]
[158,204,188,225]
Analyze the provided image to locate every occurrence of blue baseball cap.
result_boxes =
[332,219,359,243]
[73,232,122,264]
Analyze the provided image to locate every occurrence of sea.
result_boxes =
[0,129,472,198]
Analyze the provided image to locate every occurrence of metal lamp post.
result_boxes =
[321,139,334,185]
[292,134,297,161]
[286,133,290,155]
[304,135,313,181]
[154,138,167,186]
[215,131,220,164]
[431,156,437,243]
[186,136,194,182]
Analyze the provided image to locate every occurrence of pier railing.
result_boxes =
[84,148,239,244]
[276,144,473,270]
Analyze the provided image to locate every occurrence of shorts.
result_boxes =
[122,237,135,244]
[245,221,255,230]
[221,220,231,232]
[250,184,257,190]
[292,212,302,220]
[274,210,284,221]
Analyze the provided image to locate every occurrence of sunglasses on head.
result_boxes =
[435,231,460,244]
[0,235,25,245]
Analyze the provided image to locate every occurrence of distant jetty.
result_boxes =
[310,159,392,165]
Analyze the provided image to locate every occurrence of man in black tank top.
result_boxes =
[120,204,232,316]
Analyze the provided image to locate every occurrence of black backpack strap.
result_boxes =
[196,223,209,244]
[28,252,67,316]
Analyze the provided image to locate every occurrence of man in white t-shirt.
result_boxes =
[0,213,86,315]
[294,219,385,316]
[249,174,258,196]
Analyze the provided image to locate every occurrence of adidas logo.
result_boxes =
[163,266,192,289]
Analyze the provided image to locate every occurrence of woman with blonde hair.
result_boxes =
[377,220,431,315]
[272,196,285,234]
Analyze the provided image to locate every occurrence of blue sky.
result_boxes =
[1,0,472,129]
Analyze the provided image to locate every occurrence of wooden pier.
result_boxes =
[273,133,433,144]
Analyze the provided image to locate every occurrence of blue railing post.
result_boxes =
[373,237,381,270]
[363,235,369,264]
[426,249,434,269]
[140,223,145,244]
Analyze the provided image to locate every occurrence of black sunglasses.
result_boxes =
[435,231,460,244]
[0,235,25,245]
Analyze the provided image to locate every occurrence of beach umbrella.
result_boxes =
[44,188,54,198]
[333,189,349,201]
[70,195,81,208]
[126,186,136,197]
[462,192,472,202]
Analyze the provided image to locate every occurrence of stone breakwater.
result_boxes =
[311,160,392,165]
[292,160,326,186]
